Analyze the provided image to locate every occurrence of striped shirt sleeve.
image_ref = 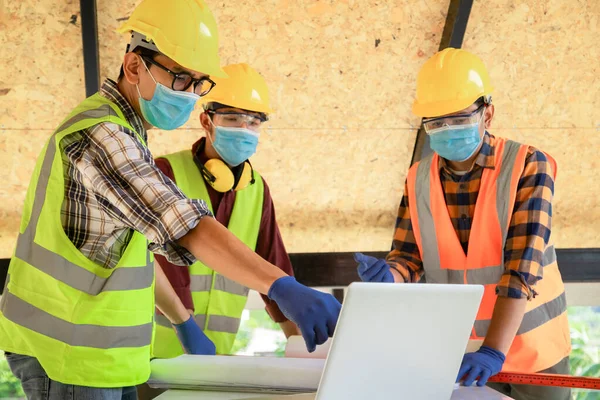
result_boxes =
[386,179,425,283]
[76,122,213,266]
[497,149,554,300]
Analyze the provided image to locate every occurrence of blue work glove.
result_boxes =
[354,252,394,283]
[457,346,506,387]
[268,276,341,353]
[173,315,216,355]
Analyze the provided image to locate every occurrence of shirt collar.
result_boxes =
[99,79,147,143]
[439,131,496,173]
[192,137,209,164]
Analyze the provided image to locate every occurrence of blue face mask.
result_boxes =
[137,64,199,130]
[211,126,259,167]
[428,123,483,162]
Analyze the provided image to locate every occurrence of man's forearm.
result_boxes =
[279,320,301,338]
[155,263,192,324]
[390,267,405,283]
[483,296,528,354]
[178,217,287,295]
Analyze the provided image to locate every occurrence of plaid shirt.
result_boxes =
[59,79,212,269]
[387,133,554,300]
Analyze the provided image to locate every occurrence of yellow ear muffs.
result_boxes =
[233,162,253,192]
[201,159,235,192]
[200,159,254,193]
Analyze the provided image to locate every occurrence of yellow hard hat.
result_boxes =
[412,48,493,118]
[201,63,273,114]
[117,0,227,78]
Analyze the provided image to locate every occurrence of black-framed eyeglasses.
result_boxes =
[141,55,216,96]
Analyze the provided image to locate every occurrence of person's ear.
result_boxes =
[200,112,213,134]
[484,104,495,129]
[122,53,144,85]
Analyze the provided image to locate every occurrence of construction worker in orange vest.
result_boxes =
[354,48,571,400]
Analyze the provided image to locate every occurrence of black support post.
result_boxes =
[80,0,100,97]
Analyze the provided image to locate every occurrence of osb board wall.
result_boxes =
[463,0,600,247]
[95,0,449,253]
[1,0,597,258]
[0,0,85,257]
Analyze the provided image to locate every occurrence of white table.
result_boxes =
[156,386,513,399]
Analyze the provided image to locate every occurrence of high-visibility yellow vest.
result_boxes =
[0,93,155,387]
[152,149,263,357]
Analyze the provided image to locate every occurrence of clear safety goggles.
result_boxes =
[423,105,485,134]
[208,111,267,131]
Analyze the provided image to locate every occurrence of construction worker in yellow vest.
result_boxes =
[151,63,300,358]
[0,1,340,398]
[354,48,571,400]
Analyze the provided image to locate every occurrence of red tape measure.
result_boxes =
[488,372,600,390]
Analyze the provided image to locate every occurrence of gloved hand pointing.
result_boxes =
[268,276,341,353]
[173,315,216,355]
[355,252,394,283]
[457,346,505,386]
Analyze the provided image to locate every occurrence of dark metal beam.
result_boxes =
[289,249,600,288]
[0,258,8,294]
[410,0,475,165]
[332,289,345,303]
[80,0,100,96]
[2,249,600,295]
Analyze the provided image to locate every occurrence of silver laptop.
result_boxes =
[249,282,484,400]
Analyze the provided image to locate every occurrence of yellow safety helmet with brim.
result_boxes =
[117,0,227,78]
[412,48,493,118]
[201,63,273,114]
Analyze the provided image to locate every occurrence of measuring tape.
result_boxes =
[488,372,600,390]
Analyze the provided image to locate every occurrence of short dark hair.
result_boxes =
[117,47,160,81]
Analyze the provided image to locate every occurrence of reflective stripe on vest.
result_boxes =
[190,274,249,296]
[0,94,155,387]
[406,137,571,373]
[152,149,263,357]
[155,313,241,334]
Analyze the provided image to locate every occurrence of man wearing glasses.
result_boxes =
[0,1,340,398]
[354,48,571,400]
[150,63,300,362]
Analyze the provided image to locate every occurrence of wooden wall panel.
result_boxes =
[0,0,84,257]
[95,0,448,252]
[465,0,600,247]
[3,0,596,257]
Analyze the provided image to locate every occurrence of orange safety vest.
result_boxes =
[406,137,571,373]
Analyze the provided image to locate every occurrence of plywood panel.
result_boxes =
[212,0,447,131]
[464,1,600,129]
[491,129,600,248]
[236,127,417,252]
[0,0,85,130]
[94,0,448,253]
[0,130,52,257]
[97,0,137,91]
[98,0,449,131]
[3,0,597,259]
[465,0,600,248]
[148,126,417,253]
[0,0,85,257]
